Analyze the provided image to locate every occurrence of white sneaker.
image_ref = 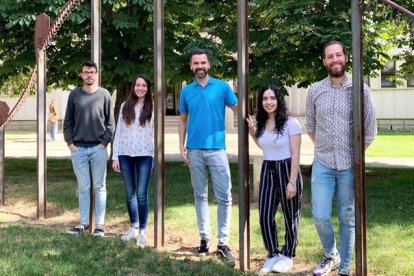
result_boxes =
[272,254,293,273]
[259,255,281,274]
[120,228,138,241]
[338,268,351,276]
[313,255,340,275]
[136,233,147,248]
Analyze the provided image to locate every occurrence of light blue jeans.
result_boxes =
[119,155,153,230]
[188,149,232,246]
[49,122,58,140]
[311,160,355,271]
[71,145,108,226]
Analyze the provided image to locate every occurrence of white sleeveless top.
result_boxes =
[257,117,302,161]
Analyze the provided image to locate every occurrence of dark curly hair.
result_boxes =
[122,74,153,127]
[255,85,289,138]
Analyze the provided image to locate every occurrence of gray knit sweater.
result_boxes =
[63,86,114,147]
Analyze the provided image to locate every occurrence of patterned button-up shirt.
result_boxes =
[305,74,377,170]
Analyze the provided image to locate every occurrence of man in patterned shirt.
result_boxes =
[305,41,376,276]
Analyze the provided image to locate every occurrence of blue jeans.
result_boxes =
[71,145,108,226]
[119,155,153,230]
[187,149,232,246]
[49,122,58,140]
[311,160,355,270]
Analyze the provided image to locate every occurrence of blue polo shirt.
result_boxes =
[179,76,238,150]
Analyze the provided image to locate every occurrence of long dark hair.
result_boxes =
[255,85,288,138]
[122,74,153,127]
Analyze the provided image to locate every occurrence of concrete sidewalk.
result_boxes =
[3,130,414,168]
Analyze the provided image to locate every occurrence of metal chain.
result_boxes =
[1,0,85,128]
[43,0,85,51]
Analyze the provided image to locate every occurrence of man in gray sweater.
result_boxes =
[64,61,114,237]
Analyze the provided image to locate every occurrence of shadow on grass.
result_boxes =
[0,224,253,276]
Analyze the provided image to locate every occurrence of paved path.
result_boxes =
[3,130,413,168]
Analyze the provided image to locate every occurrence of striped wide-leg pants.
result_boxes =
[259,158,302,258]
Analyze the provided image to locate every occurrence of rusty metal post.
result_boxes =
[382,0,414,20]
[92,0,101,86]
[88,0,102,233]
[351,1,367,275]
[0,102,8,207]
[237,0,250,271]
[35,13,50,219]
[0,126,4,206]
[154,0,165,249]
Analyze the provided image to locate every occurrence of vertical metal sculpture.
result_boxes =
[351,1,367,275]
[35,13,50,219]
[351,1,414,275]
[0,102,8,206]
[237,0,250,271]
[153,0,165,249]
[89,0,102,233]
[0,128,3,206]
[92,0,101,86]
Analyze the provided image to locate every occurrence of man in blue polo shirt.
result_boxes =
[178,48,238,267]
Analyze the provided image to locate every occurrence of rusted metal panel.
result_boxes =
[34,13,50,51]
[0,102,9,126]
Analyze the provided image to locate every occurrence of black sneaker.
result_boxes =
[217,245,236,267]
[93,225,105,237]
[197,239,210,255]
[67,224,89,235]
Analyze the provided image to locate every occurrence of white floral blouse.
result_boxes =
[112,102,154,161]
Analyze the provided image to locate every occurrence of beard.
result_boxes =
[327,63,346,78]
[83,76,96,86]
[193,68,208,79]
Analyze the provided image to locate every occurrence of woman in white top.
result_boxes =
[247,85,303,274]
[112,75,154,248]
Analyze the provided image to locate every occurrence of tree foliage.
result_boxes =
[245,0,413,89]
[0,0,413,100]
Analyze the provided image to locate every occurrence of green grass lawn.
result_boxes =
[0,159,413,275]
[366,132,414,158]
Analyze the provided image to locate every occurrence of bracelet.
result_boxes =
[288,181,297,187]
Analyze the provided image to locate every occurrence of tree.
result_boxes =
[196,0,413,92]
[197,0,413,91]
[0,0,209,114]
[0,0,413,102]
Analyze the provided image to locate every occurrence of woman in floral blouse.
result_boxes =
[112,74,154,248]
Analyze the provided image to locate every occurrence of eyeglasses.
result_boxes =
[81,71,97,75]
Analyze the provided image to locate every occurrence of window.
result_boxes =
[381,60,396,88]
[407,73,414,87]
[363,75,370,86]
